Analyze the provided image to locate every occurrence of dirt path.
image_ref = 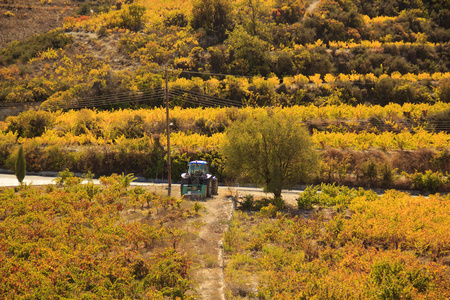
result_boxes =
[122,184,236,299]
[183,188,299,299]
[187,194,233,299]
[307,0,321,12]
[123,183,300,300]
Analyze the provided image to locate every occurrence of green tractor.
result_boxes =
[181,160,218,199]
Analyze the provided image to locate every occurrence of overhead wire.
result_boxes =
[172,87,243,106]
[176,97,218,108]
[169,91,242,108]
[169,90,228,108]
[170,90,222,106]
[170,87,243,107]
[67,88,165,107]
[68,89,166,109]
[73,93,166,109]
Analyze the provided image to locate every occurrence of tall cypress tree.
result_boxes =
[15,145,26,185]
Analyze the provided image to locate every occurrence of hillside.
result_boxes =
[0,0,449,108]
[0,0,78,48]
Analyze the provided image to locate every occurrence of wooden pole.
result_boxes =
[165,69,171,196]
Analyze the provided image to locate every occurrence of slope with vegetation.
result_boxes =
[0,0,449,106]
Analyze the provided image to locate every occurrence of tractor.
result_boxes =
[181,160,218,199]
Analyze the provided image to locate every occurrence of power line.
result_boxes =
[66,88,164,106]
[68,89,166,109]
[172,87,243,106]
[170,91,240,108]
[73,93,166,108]
[169,92,240,108]
[169,90,222,108]
[177,69,255,79]
[170,88,243,107]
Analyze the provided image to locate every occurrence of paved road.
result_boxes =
[0,173,161,187]
[1,173,61,187]
[0,173,303,196]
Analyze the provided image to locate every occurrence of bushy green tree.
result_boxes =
[437,78,450,103]
[0,30,72,65]
[6,110,55,138]
[191,0,233,41]
[118,4,147,32]
[222,111,318,197]
[226,26,271,75]
[272,0,306,24]
[236,0,270,36]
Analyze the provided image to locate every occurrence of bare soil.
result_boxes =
[186,195,233,299]
[306,0,321,13]
[0,0,77,47]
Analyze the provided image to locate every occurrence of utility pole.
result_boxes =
[165,69,171,197]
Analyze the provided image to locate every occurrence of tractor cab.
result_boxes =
[188,160,209,176]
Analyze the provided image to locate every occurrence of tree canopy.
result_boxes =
[222,111,318,197]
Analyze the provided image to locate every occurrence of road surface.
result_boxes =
[0,173,303,197]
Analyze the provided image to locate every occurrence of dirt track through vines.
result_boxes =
[180,188,299,299]
[186,195,234,299]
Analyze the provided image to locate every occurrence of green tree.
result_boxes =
[226,26,271,75]
[191,0,233,41]
[119,4,147,32]
[15,145,26,185]
[221,111,318,197]
[437,77,450,103]
[272,0,306,24]
[236,0,270,36]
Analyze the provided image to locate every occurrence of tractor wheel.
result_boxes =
[206,178,212,198]
[212,177,218,195]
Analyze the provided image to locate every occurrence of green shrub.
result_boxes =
[257,203,278,218]
[431,150,450,172]
[370,260,431,299]
[6,110,56,138]
[297,185,318,209]
[117,3,147,31]
[426,108,450,133]
[410,170,446,193]
[41,145,71,171]
[437,78,450,103]
[0,131,17,167]
[164,10,188,27]
[54,168,81,187]
[0,30,72,65]
[360,160,378,185]
[270,196,285,211]
[240,194,255,210]
[297,183,365,209]
[381,163,397,187]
